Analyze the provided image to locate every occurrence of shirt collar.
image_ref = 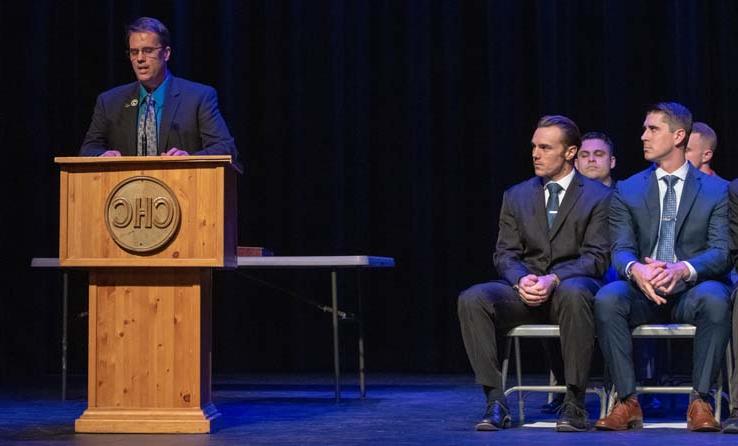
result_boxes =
[655,160,690,182]
[544,167,576,192]
[138,73,171,105]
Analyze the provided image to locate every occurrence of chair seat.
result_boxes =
[631,323,695,338]
[506,324,560,338]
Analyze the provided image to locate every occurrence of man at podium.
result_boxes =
[79,17,238,161]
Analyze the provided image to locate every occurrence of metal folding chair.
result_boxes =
[604,323,732,422]
[501,324,608,423]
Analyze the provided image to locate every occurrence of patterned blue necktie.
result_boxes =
[137,94,157,156]
[546,183,563,228]
[655,175,679,262]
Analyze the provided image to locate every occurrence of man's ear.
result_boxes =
[703,149,714,163]
[610,156,616,169]
[673,128,687,147]
[565,145,578,161]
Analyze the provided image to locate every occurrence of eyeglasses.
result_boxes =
[125,46,164,58]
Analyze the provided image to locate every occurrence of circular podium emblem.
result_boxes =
[105,176,181,253]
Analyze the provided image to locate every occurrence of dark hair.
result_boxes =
[126,17,170,48]
[645,102,692,148]
[581,131,616,157]
[691,121,718,153]
[536,115,581,149]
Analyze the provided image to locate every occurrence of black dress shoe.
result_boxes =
[541,394,565,414]
[723,410,738,433]
[555,401,589,432]
[476,401,512,431]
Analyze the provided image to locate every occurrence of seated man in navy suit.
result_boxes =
[80,17,239,164]
[724,180,738,433]
[458,115,611,432]
[594,102,731,432]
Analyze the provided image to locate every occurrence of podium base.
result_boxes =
[75,404,220,433]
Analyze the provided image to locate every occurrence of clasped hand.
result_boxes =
[630,257,689,305]
[516,274,558,307]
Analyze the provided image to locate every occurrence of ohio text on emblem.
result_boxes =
[105,176,181,253]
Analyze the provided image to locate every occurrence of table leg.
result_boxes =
[357,272,365,398]
[331,270,341,401]
[62,271,68,401]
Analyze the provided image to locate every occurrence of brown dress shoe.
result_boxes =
[687,399,720,432]
[595,396,643,431]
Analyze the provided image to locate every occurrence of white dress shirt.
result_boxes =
[626,161,697,282]
[543,167,576,208]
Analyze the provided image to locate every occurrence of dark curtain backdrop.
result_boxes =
[2,1,738,380]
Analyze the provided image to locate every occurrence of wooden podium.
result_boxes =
[55,156,238,433]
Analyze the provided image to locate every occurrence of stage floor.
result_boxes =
[0,374,732,445]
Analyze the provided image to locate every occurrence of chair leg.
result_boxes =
[597,387,607,420]
[728,341,734,414]
[515,337,524,423]
[717,370,723,423]
[606,384,617,415]
[501,337,512,394]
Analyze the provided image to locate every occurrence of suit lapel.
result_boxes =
[549,173,582,239]
[532,179,549,237]
[674,167,700,240]
[123,83,140,155]
[643,169,661,254]
[158,76,182,153]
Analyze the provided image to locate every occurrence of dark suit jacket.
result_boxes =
[80,76,239,164]
[727,179,738,272]
[610,164,730,281]
[493,171,612,285]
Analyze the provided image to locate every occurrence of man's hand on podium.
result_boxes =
[100,150,122,157]
[163,147,189,156]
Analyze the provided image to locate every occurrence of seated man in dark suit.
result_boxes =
[80,17,239,164]
[541,130,619,415]
[458,115,611,432]
[594,102,731,432]
[723,180,738,433]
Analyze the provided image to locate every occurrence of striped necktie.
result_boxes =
[655,175,679,262]
[137,94,157,156]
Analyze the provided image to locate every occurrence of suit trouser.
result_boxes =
[542,266,634,391]
[595,280,731,398]
[457,277,600,404]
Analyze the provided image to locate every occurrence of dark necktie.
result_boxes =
[137,94,157,156]
[655,175,679,262]
[546,183,563,228]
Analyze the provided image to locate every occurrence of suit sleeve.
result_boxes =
[730,180,738,271]
[683,184,730,279]
[549,189,611,281]
[79,94,111,156]
[610,185,640,279]
[493,190,531,285]
[193,87,239,162]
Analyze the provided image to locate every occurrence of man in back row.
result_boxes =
[80,17,239,164]
[686,122,721,179]
[576,131,617,187]
[458,115,611,432]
